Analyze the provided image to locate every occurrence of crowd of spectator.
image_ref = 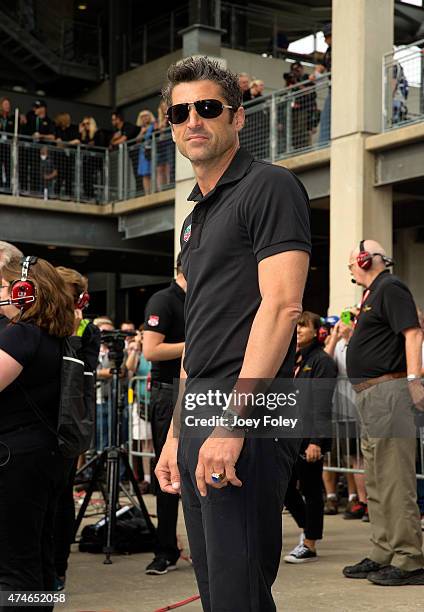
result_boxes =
[0,98,175,201]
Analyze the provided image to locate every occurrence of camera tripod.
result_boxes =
[74,331,157,564]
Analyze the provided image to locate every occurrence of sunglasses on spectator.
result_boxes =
[166,99,236,124]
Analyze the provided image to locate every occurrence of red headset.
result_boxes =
[357,240,394,270]
[76,291,90,310]
[9,256,38,310]
[317,325,329,344]
[356,240,373,270]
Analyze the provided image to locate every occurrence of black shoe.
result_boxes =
[145,557,177,575]
[344,501,367,520]
[343,558,383,579]
[367,565,424,586]
[284,543,318,563]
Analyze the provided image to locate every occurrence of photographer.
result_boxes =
[0,256,74,607]
[53,267,101,591]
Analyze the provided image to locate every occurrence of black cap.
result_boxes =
[33,99,47,108]
[322,23,332,37]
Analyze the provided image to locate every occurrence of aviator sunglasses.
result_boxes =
[166,99,236,124]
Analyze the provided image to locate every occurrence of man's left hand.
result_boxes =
[409,380,424,412]
[305,443,322,462]
[195,428,244,496]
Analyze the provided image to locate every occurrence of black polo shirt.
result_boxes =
[180,147,311,380]
[0,315,8,332]
[144,281,185,384]
[347,270,419,380]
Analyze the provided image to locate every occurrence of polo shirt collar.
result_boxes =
[170,280,186,302]
[187,147,254,203]
[367,269,390,291]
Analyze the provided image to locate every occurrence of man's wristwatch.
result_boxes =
[220,408,248,432]
[407,374,421,383]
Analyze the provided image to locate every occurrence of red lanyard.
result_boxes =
[353,289,370,328]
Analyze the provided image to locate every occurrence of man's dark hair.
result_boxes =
[112,110,124,121]
[292,61,303,69]
[298,311,321,332]
[162,56,242,111]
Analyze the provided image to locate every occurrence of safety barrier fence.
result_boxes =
[92,377,424,481]
[383,39,424,130]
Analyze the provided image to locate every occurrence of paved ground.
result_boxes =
[63,494,423,612]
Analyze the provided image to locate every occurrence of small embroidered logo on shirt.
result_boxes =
[183,224,192,242]
[148,315,160,327]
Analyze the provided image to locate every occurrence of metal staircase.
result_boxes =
[0,7,102,85]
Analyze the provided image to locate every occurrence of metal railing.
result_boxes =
[383,39,424,130]
[129,1,322,67]
[240,74,331,161]
[0,128,175,204]
[0,81,330,204]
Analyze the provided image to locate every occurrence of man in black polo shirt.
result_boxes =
[343,239,424,586]
[155,57,311,611]
[143,255,186,575]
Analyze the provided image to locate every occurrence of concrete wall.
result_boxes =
[394,228,424,308]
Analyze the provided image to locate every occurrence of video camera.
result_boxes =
[100,329,136,369]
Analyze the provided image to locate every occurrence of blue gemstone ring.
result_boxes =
[211,472,225,483]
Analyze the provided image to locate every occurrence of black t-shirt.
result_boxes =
[25,114,55,137]
[180,147,311,380]
[115,122,138,142]
[55,124,80,142]
[144,281,185,383]
[0,315,8,332]
[81,130,107,148]
[0,322,62,435]
[346,270,420,379]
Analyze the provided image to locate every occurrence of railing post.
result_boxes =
[75,145,81,203]
[104,148,109,203]
[151,132,157,194]
[286,95,292,155]
[230,5,236,49]
[118,144,124,200]
[270,93,277,162]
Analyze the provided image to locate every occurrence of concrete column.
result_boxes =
[329,0,394,313]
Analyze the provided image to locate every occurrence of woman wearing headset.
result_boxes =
[0,255,74,605]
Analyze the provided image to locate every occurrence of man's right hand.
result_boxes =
[155,437,180,494]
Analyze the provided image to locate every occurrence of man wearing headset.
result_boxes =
[343,239,424,586]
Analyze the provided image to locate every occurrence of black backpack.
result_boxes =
[20,336,94,458]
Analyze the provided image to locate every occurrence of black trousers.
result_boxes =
[284,456,324,540]
[0,431,66,612]
[54,459,77,577]
[178,435,299,612]
[150,386,180,563]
